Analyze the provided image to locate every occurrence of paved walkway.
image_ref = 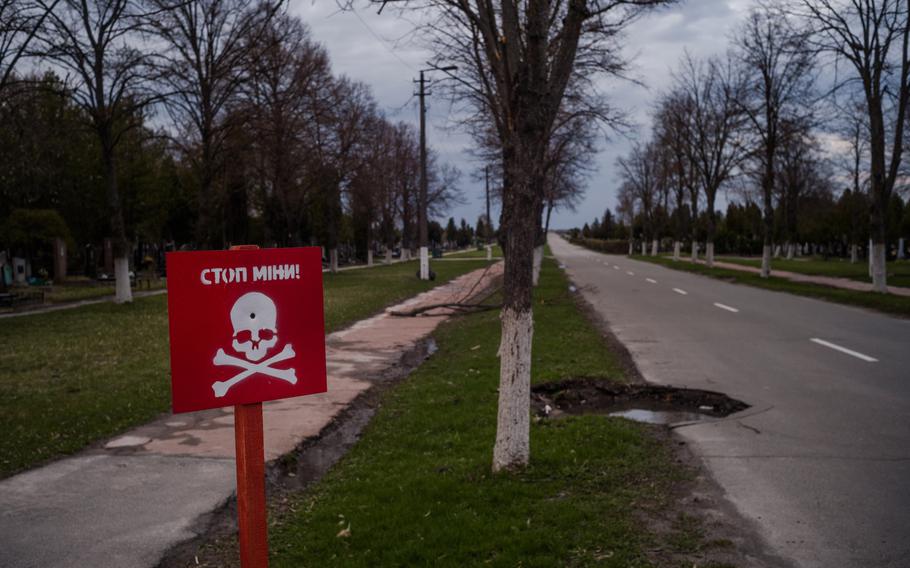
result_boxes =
[679,257,910,297]
[0,263,502,568]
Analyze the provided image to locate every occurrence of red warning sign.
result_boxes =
[166,247,327,413]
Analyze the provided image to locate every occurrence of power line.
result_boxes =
[350,7,416,72]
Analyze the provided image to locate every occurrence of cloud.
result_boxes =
[289,0,754,229]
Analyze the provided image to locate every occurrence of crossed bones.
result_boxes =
[212,344,298,397]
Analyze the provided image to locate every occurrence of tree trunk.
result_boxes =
[494,305,533,472]
[329,249,339,273]
[850,243,858,264]
[691,241,698,262]
[385,248,392,264]
[628,241,634,256]
[419,246,430,280]
[641,241,646,255]
[787,243,795,260]
[114,256,131,303]
[673,241,681,261]
[102,138,132,304]
[492,144,539,472]
[531,244,544,286]
[486,245,493,261]
[761,244,772,278]
[706,242,715,267]
[651,239,658,256]
[367,249,373,266]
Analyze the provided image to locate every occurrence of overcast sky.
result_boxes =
[289,0,755,229]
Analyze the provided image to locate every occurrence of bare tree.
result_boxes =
[367,0,671,471]
[616,181,637,255]
[243,13,331,246]
[37,0,164,302]
[655,92,698,261]
[0,0,56,92]
[734,3,815,277]
[797,0,910,292]
[146,0,282,249]
[775,116,816,259]
[672,52,749,266]
[616,142,664,254]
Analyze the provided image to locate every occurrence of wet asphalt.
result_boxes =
[550,234,910,568]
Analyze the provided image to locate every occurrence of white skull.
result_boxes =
[230,292,278,362]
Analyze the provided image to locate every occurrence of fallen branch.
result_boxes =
[389,301,501,317]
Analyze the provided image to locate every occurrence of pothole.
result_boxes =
[532,378,748,425]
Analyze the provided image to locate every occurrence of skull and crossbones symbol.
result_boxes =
[212,292,298,397]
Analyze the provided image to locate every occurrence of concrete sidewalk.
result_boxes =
[681,257,910,297]
[0,263,502,568]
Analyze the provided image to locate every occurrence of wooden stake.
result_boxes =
[234,402,268,568]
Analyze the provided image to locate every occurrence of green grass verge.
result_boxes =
[0,260,488,478]
[445,245,503,259]
[267,260,702,567]
[634,255,910,318]
[44,280,168,303]
[717,256,910,288]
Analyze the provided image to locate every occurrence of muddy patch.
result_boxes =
[532,378,748,425]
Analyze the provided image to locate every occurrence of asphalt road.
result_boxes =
[549,234,910,568]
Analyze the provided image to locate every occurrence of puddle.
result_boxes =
[608,408,708,424]
[532,378,748,425]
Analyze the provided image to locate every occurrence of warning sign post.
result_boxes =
[166,245,327,567]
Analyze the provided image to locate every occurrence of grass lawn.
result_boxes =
[717,256,910,288]
[634,255,910,318]
[445,244,503,259]
[266,260,718,567]
[44,280,168,303]
[0,259,488,478]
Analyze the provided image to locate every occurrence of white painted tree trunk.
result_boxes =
[367,250,373,266]
[402,248,410,261]
[385,249,392,264]
[330,248,339,273]
[760,245,772,278]
[531,245,544,286]
[705,242,715,267]
[868,239,873,277]
[774,244,781,258]
[673,241,681,261]
[641,242,646,255]
[691,241,698,262]
[114,256,132,304]
[493,306,533,472]
[486,245,493,261]
[871,243,888,293]
[419,246,429,280]
[850,244,858,264]
[651,239,658,256]
[628,241,633,256]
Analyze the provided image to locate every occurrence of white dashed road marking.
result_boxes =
[713,303,739,313]
[626,271,635,276]
[645,278,657,284]
[810,338,878,363]
[673,288,688,295]
[613,265,620,270]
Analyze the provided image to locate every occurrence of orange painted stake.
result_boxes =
[234,402,269,568]
[229,245,268,568]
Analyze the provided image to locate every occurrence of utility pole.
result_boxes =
[417,70,429,280]
[414,65,456,280]
[485,165,492,244]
